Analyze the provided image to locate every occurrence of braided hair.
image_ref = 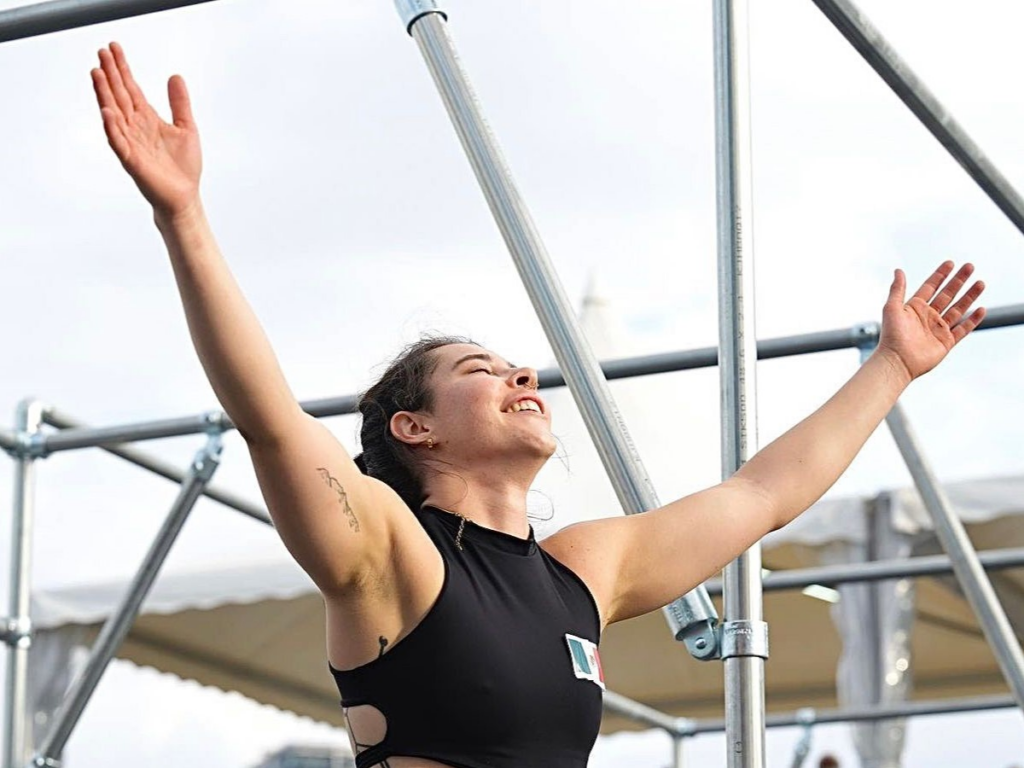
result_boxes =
[355,335,476,510]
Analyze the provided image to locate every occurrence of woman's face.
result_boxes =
[414,343,556,466]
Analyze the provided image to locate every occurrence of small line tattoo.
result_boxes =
[317,467,361,532]
[378,636,389,659]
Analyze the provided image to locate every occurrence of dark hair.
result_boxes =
[355,334,476,509]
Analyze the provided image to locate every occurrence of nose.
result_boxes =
[509,367,538,390]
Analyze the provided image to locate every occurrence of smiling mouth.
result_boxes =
[505,400,543,415]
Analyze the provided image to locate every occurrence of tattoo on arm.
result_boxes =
[316,467,361,532]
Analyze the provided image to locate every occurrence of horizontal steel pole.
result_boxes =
[0,0,217,43]
[606,690,1015,737]
[34,438,221,765]
[27,303,1024,453]
[689,693,1016,734]
[43,407,271,525]
[603,690,687,733]
[811,0,1024,236]
[705,546,1024,595]
[0,429,16,454]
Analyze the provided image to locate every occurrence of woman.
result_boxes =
[90,42,985,768]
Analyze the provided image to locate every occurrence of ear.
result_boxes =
[390,411,433,447]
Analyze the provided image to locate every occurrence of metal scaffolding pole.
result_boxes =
[0,431,17,455]
[605,689,1016,737]
[32,436,222,768]
[0,0,217,43]
[24,305,1023,455]
[713,0,767,765]
[2,401,44,768]
[394,0,719,658]
[885,403,1024,711]
[42,408,270,525]
[691,692,1017,734]
[810,0,1024,236]
[706,545,1024,595]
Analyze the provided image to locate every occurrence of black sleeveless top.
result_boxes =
[328,505,604,768]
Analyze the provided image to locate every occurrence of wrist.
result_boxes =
[153,197,206,235]
[869,346,914,391]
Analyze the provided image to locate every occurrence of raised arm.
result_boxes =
[544,262,986,626]
[91,44,404,594]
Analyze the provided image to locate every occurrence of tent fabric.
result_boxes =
[28,477,1024,741]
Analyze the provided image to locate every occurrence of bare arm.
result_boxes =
[546,262,986,626]
[91,43,404,593]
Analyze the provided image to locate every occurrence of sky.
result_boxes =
[1,0,1023,766]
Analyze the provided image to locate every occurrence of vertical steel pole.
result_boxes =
[3,400,44,768]
[713,1,768,766]
[33,436,222,767]
[393,0,720,657]
[885,403,1024,710]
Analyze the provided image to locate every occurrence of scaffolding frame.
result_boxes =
[2,1,1023,767]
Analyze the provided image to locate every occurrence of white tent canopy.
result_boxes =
[28,473,1024,748]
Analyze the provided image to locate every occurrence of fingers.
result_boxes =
[944,278,986,328]
[109,42,148,113]
[910,260,955,304]
[886,268,907,307]
[90,66,117,113]
[99,107,130,161]
[167,75,195,128]
[98,47,134,119]
[951,306,987,344]
[930,262,975,314]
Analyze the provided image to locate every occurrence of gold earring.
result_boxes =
[426,437,434,450]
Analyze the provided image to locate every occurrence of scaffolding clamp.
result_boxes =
[201,410,230,437]
[192,435,224,481]
[719,619,769,660]
[1,616,33,649]
[394,0,447,35]
[33,755,61,768]
[677,618,721,660]
[850,321,880,352]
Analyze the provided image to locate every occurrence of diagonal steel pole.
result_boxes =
[811,0,1024,236]
[885,402,1024,711]
[393,0,720,657]
[42,407,271,525]
[0,0,217,43]
[713,0,768,765]
[32,436,222,767]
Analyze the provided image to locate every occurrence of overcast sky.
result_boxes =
[1,0,1023,765]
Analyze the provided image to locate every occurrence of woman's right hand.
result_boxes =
[91,42,202,220]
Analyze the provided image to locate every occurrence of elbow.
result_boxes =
[730,475,785,533]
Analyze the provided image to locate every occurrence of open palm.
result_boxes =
[879,261,986,381]
[91,43,201,217]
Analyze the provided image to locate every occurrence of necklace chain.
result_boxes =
[426,505,467,551]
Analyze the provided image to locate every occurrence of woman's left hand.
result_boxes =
[877,260,986,382]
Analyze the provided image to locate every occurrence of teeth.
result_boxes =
[508,400,540,414]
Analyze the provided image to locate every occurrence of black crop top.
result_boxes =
[328,505,604,768]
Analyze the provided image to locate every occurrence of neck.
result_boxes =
[421,461,535,539]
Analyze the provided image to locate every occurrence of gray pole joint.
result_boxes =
[33,756,61,768]
[678,618,721,660]
[674,717,699,738]
[795,707,817,726]
[201,410,229,436]
[850,321,880,351]
[394,0,446,35]
[1,617,33,649]
[719,619,769,660]
[191,435,223,481]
